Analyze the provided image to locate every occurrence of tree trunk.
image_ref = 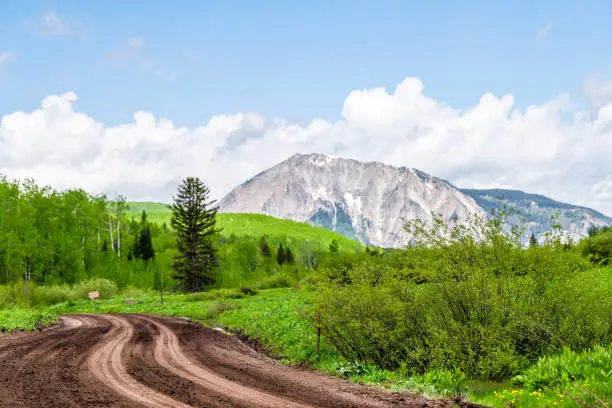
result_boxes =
[108,213,115,252]
[117,211,121,258]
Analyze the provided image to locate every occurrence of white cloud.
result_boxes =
[1,77,612,215]
[0,51,12,65]
[584,75,612,108]
[536,22,553,38]
[23,11,80,37]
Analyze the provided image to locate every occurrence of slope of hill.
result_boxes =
[461,189,612,240]
[126,203,363,252]
[219,153,483,248]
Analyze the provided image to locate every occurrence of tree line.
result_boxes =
[0,175,344,291]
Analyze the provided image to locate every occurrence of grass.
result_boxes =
[127,201,364,252]
[1,286,610,407]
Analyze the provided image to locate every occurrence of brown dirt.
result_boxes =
[0,314,480,407]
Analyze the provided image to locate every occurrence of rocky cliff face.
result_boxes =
[219,153,484,248]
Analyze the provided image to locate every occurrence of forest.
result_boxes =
[0,176,348,306]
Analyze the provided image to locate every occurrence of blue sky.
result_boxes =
[1,0,611,126]
[1,1,612,216]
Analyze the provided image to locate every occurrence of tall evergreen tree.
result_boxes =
[170,177,220,292]
[137,210,155,262]
[329,239,339,253]
[259,236,272,257]
[276,244,286,265]
[529,232,538,247]
[284,246,295,264]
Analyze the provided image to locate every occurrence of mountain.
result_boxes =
[460,189,612,242]
[218,153,612,248]
[218,153,484,248]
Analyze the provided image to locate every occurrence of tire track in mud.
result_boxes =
[0,313,470,408]
[86,314,191,408]
[144,316,311,408]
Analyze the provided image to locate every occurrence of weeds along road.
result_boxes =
[0,314,466,408]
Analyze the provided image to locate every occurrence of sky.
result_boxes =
[1,1,612,214]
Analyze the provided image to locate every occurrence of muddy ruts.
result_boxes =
[0,314,459,408]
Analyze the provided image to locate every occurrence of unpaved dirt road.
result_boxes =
[0,314,470,407]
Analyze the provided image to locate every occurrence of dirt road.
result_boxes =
[0,314,468,407]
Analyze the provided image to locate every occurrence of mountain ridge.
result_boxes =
[217,153,612,248]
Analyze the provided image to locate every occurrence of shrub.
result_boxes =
[208,300,239,318]
[254,273,297,289]
[31,285,76,306]
[119,285,151,299]
[580,231,612,265]
[239,286,257,296]
[315,212,610,381]
[414,369,467,397]
[75,278,118,299]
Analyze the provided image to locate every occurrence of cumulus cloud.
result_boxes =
[1,77,612,215]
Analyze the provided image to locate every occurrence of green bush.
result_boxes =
[0,284,76,308]
[512,344,612,392]
[580,231,612,265]
[31,285,76,306]
[207,299,240,318]
[414,369,467,397]
[315,213,611,381]
[254,273,297,289]
[75,278,118,299]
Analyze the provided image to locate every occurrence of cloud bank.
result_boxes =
[1,77,612,214]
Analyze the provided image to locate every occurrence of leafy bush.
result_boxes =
[119,285,152,299]
[512,344,612,392]
[239,286,257,296]
[207,300,239,318]
[315,212,610,381]
[0,284,76,308]
[31,285,76,306]
[414,369,467,397]
[254,273,297,289]
[75,278,118,299]
[580,231,612,265]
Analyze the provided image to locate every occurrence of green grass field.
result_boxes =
[127,201,364,252]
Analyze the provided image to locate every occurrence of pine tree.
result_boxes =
[137,210,155,262]
[170,177,220,292]
[284,247,295,264]
[132,233,141,259]
[259,236,271,257]
[329,239,339,253]
[529,232,538,247]
[276,244,286,265]
[139,228,155,262]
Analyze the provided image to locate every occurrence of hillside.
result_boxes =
[461,189,612,240]
[126,202,364,252]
